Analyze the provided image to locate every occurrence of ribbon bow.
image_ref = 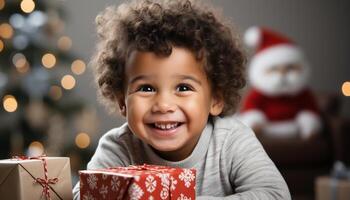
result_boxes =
[329,161,350,200]
[12,155,59,200]
[331,161,350,180]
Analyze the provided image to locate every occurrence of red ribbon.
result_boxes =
[107,164,174,174]
[12,155,59,200]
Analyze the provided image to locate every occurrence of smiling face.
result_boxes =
[121,47,223,161]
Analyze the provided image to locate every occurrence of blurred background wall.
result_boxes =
[62,0,350,136]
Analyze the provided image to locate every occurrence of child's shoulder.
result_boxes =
[211,116,263,156]
[213,115,255,134]
[100,123,134,143]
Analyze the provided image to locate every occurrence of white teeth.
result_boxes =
[154,122,179,130]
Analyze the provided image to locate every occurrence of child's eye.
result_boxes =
[137,85,155,92]
[176,84,193,92]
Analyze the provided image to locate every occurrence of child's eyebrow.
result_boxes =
[129,75,151,84]
[129,74,202,85]
[173,75,202,85]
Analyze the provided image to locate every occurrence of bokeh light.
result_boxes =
[0,39,4,52]
[13,53,26,67]
[49,85,63,100]
[12,53,30,73]
[0,23,14,39]
[20,0,35,14]
[61,75,76,90]
[57,36,72,51]
[75,132,90,149]
[42,53,56,68]
[342,81,350,96]
[3,95,18,112]
[71,59,86,75]
[0,0,5,10]
[28,141,44,156]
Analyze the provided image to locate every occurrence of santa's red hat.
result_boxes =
[244,26,306,73]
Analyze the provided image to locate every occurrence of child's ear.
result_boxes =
[117,96,126,117]
[209,93,224,116]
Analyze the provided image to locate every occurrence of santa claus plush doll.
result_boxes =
[238,27,321,139]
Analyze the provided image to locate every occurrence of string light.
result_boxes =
[42,53,56,68]
[13,53,26,67]
[3,95,18,112]
[342,81,350,96]
[0,39,4,52]
[57,36,72,51]
[61,75,76,90]
[49,85,63,100]
[75,132,90,149]
[71,59,86,75]
[0,0,4,10]
[0,23,14,39]
[20,0,35,14]
[12,53,30,73]
[28,141,44,156]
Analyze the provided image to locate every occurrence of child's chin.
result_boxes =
[151,143,181,152]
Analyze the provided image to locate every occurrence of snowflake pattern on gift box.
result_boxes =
[177,193,192,200]
[170,175,178,191]
[145,175,157,193]
[160,187,169,200]
[99,184,108,199]
[87,174,98,190]
[157,173,170,189]
[179,169,195,188]
[82,191,95,200]
[111,176,121,191]
[128,183,144,200]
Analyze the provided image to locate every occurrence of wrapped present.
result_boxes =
[315,161,350,200]
[80,164,196,200]
[315,176,350,200]
[0,156,73,200]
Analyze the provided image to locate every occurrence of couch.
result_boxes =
[254,93,350,199]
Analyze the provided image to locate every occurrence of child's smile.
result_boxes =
[122,47,223,161]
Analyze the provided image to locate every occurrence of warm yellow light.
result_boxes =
[3,95,18,112]
[42,53,56,68]
[75,132,90,149]
[0,23,14,39]
[57,36,72,51]
[17,63,30,73]
[0,0,5,10]
[28,141,44,156]
[0,39,4,52]
[342,81,350,96]
[61,75,76,90]
[20,0,35,14]
[13,53,29,73]
[49,85,63,100]
[71,59,86,75]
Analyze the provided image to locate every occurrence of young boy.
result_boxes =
[73,0,291,199]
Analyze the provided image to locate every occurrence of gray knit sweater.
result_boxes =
[73,116,291,199]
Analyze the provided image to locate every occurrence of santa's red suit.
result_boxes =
[238,26,322,138]
[241,88,319,122]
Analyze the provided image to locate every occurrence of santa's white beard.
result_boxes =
[250,68,309,96]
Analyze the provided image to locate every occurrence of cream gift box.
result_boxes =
[0,156,73,200]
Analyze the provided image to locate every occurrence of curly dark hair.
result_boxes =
[92,0,246,116]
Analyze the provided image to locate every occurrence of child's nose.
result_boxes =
[151,93,176,113]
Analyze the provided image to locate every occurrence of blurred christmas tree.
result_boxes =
[0,0,97,166]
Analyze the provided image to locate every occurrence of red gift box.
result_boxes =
[80,164,196,200]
